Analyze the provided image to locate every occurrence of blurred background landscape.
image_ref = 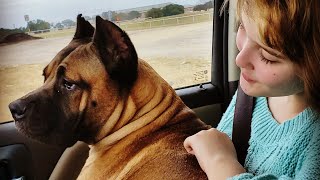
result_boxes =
[0,0,213,122]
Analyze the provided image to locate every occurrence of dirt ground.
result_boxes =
[0,22,212,122]
[0,33,42,44]
[0,64,46,122]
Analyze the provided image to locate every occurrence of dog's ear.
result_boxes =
[73,14,95,39]
[93,16,138,89]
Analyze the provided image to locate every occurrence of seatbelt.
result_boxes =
[232,86,255,166]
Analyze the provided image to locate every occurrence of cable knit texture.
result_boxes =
[217,92,320,180]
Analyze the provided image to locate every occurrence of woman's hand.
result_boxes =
[184,128,246,179]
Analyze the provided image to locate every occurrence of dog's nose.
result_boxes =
[9,99,27,120]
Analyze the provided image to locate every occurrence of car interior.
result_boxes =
[0,0,242,179]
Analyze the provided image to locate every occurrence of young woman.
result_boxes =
[184,0,320,179]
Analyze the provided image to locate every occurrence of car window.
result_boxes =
[0,0,214,123]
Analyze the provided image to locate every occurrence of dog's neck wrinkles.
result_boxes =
[91,87,172,151]
[88,60,182,159]
[95,98,125,140]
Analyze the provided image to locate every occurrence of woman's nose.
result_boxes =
[235,44,254,70]
[236,28,255,70]
[236,50,254,70]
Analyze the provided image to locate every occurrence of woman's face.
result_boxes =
[236,12,304,97]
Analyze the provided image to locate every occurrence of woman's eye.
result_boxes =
[260,55,273,64]
[63,79,76,90]
[260,49,279,64]
[238,22,244,30]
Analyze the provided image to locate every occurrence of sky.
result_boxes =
[0,0,206,29]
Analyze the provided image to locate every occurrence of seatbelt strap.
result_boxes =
[232,86,255,166]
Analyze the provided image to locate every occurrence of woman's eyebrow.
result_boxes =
[259,44,285,58]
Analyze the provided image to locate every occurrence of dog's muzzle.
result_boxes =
[9,99,31,121]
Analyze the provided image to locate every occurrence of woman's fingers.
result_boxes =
[183,136,195,154]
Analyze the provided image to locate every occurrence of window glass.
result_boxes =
[0,0,214,122]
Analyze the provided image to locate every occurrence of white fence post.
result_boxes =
[119,12,212,30]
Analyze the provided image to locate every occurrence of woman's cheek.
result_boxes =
[261,68,292,88]
[256,67,282,86]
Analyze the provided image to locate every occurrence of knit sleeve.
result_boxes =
[228,124,320,180]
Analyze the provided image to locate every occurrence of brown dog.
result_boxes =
[9,15,210,179]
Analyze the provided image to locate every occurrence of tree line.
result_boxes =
[145,4,184,19]
[101,11,141,21]
[2,2,213,32]
[22,3,185,31]
[101,4,185,20]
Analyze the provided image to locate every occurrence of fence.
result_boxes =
[28,11,213,38]
[118,12,213,31]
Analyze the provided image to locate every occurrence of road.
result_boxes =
[0,21,212,66]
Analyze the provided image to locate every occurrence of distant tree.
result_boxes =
[162,4,184,16]
[101,10,140,21]
[111,11,117,21]
[193,4,204,11]
[55,23,64,29]
[117,13,129,21]
[127,11,141,20]
[27,19,50,31]
[146,4,184,19]
[19,27,27,32]
[146,8,164,18]
[193,1,213,11]
[102,11,114,20]
[61,19,76,27]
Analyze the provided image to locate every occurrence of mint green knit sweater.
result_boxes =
[217,93,320,179]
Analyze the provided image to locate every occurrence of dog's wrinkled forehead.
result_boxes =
[42,40,90,81]
[44,14,138,89]
[43,14,95,81]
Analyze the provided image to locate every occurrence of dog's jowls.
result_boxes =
[9,14,210,179]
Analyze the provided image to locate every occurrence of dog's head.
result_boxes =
[9,15,139,147]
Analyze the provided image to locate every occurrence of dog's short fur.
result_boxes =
[9,15,210,179]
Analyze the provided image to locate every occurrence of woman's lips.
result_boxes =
[242,73,255,83]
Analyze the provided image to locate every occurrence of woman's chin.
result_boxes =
[239,79,259,97]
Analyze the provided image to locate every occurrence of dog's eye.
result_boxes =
[63,79,77,91]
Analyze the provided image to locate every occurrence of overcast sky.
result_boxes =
[0,0,207,29]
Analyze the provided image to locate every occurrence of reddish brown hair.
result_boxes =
[235,0,320,113]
